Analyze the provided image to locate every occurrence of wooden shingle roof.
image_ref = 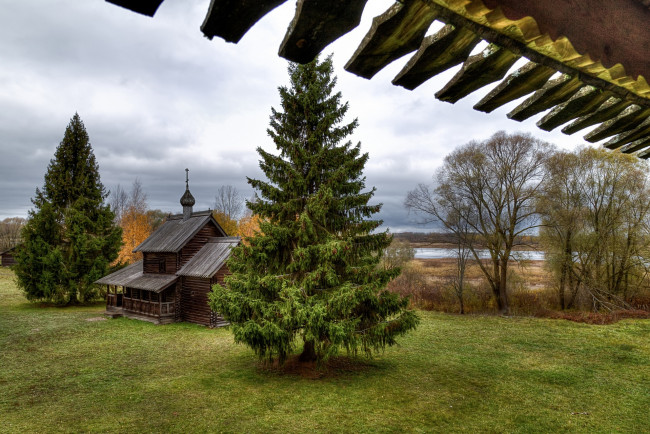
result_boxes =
[105,0,650,156]
[177,237,240,278]
[0,245,18,256]
[133,210,226,253]
[95,261,179,292]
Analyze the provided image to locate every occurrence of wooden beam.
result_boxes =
[630,139,650,157]
[482,0,650,80]
[345,0,439,79]
[392,24,480,90]
[279,0,368,64]
[602,117,650,149]
[435,44,519,103]
[536,87,612,132]
[106,0,164,17]
[584,105,650,142]
[561,97,633,135]
[428,2,650,108]
[507,74,582,122]
[201,0,287,43]
[474,62,555,113]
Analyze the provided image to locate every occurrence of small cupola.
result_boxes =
[180,168,195,221]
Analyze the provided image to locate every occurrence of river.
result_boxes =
[414,248,545,261]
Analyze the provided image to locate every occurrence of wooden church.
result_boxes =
[96,170,238,327]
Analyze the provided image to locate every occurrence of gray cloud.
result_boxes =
[0,0,597,232]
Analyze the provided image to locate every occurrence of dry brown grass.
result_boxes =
[538,309,650,324]
[388,257,649,322]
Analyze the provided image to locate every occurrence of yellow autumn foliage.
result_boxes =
[116,206,152,264]
[236,214,262,240]
[212,210,238,236]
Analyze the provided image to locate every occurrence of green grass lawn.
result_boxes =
[1,267,648,433]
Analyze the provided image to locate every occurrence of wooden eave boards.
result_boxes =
[106,0,650,157]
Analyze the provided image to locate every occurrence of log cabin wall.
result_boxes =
[209,264,232,327]
[212,264,232,286]
[143,252,178,274]
[179,222,220,267]
[1,252,16,267]
[180,276,213,326]
[173,281,181,322]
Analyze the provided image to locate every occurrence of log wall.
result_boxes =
[1,252,16,267]
[210,265,231,327]
[143,252,178,274]
[180,223,220,267]
[180,277,213,326]
[212,264,232,285]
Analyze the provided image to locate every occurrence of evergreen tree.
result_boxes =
[14,113,122,304]
[210,57,418,364]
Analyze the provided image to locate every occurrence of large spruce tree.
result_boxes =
[210,57,418,364]
[15,113,121,304]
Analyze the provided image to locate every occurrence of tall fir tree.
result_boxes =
[15,113,122,304]
[210,57,418,364]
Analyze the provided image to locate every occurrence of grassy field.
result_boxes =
[1,266,649,433]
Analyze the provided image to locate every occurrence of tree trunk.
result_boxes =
[299,340,317,362]
[497,258,510,315]
[559,232,572,310]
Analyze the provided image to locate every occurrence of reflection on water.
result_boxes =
[414,248,545,261]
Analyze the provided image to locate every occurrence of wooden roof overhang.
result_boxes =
[95,261,178,292]
[133,210,226,253]
[0,245,18,256]
[106,0,650,157]
[176,237,240,279]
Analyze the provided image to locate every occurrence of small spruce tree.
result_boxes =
[210,57,418,364]
[14,113,122,304]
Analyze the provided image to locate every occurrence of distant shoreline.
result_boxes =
[407,242,541,252]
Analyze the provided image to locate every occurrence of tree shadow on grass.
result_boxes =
[257,355,389,380]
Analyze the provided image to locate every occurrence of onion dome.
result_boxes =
[180,188,195,207]
[181,168,195,220]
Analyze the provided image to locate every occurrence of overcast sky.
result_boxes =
[0,0,591,232]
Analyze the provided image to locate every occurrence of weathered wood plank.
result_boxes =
[106,0,164,17]
[345,0,439,79]
[602,116,650,149]
[279,0,368,64]
[536,87,612,131]
[481,0,650,81]
[143,252,177,274]
[392,24,480,90]
[561,97,633,135]
[584,105,650,142]
[435,44,519,103]
[507,74,582,121]
[180,224,220,267]
[201,0,287,43]
[473,62,555,113]
[633,141,650,158]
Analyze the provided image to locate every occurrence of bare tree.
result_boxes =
[381,238,415,271]
[0,217,25,251]
[539,147,650,310]
[128,178,147,213]
[214,185,244,221]
[110,179,148,224]
[110,184,127,224]
[447,210,473,314]
[406,131,551,314]
[537,150,587,309]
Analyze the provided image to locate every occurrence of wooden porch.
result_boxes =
[105,286,177,325]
